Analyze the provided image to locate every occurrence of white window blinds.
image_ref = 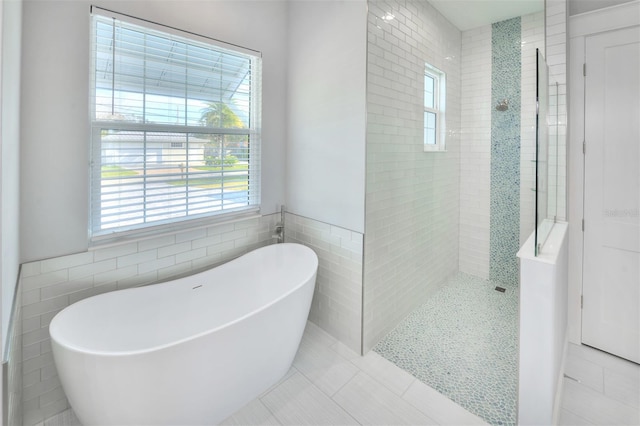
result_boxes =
[90,8,262,239]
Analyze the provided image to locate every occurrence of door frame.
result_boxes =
[567,0,640,346]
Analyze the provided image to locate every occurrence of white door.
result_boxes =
[582,25,640,364]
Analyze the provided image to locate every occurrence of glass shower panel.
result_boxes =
[547,81,559,224]
[535,48,558,255]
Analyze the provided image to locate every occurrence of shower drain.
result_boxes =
[494,286,506,293]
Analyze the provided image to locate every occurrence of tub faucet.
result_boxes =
[273,205,285,243]
[274,223,284,243]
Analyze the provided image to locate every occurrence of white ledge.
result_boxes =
[518,221,568,264]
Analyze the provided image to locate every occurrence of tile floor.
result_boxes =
[38,322,640,426]
[38,321,487,426]
[373,273,518,425]
[558,342,640,425]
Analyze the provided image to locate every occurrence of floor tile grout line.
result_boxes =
[256,392,283,426]
[328,370,429,426]
[601,389,640,412]
[295,328,364,399]
[326,370,359,399]
[293,356,357,399]
[562,378,640,423]
[327,338,358,361]
[602,359,640,373]
[399,377,417,398]
[600,362,606,399]
[353,356,416,397]
[271,367,362,426]
[317,369,364,426]
[398,378,487,425]
[566,374,640,411]
[559,404,600,426]
[312,333,426,403]
[338,360,484,424]
[571,344,640,373]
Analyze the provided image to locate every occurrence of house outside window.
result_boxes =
[424,63,446,152]
[90,8,262,241]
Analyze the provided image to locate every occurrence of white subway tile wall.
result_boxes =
[364,0,462,352]
[458,12,544,278]
[459,24,491,279]
[285,213,363,354]
[546,0,568,220]
[19,213,279,426]
[6,278,23,426]
[520,11,545,244]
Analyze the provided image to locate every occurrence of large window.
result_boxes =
[90,8,261,240]
[424,63,446,152]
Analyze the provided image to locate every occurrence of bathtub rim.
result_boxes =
[50,243,318,357]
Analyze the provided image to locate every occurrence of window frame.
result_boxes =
[88,8,262,243]
[423,63,446,152]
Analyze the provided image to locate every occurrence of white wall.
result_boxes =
[459,25,491,279]
[458,12,544,279]
[286,0,367,234]
[520,11,545,245]
[364,0,462,352]
[285,0,367,354]
[547,0,568,221]
[1,0,22,352]
[1,0,23,421]
[20,0,288,263]
[285,213,363,353]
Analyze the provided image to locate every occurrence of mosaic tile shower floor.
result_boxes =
[373,272,518,425]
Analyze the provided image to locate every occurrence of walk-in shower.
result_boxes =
[363,0,553,424]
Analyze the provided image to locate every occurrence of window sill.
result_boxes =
[89,209,261,251]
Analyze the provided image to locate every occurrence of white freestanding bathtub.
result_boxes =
[50,243,318,425]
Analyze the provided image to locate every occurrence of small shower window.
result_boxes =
[424,63,446,152]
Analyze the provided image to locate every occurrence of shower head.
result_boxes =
[496,99,509,111]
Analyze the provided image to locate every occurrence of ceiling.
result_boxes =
[429,0,544,31]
